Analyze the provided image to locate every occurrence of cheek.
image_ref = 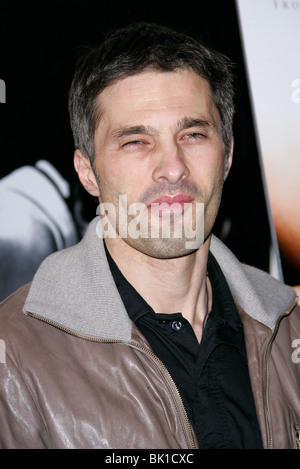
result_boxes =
[97,162,141,204]
[192,154,224,188]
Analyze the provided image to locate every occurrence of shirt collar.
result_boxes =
[104,242,154,322]
[207,252,242,332]
[104,241,242,332]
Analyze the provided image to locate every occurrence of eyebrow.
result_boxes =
[176,116,216,131]
[110,125,156,141]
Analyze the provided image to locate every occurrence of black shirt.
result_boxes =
[105,244,263,449]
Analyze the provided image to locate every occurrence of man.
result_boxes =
[0,23,299,449]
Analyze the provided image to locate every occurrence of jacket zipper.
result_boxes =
[294,425,300,449]
[127,341,198,449]
[263,297,299,449]
[26,311,197,449]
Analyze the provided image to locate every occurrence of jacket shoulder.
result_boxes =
[0,283,31,316]
[0,284,32,343]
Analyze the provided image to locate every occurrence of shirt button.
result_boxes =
[172,321,182,331]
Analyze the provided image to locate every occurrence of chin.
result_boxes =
[124,237,203,260]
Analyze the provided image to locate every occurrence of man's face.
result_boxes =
[89,68,231,259]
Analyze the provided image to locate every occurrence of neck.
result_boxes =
[105,236,212,341]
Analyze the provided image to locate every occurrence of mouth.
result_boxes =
[148,193,194,213]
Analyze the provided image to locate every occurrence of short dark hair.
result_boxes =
[68,22,234,164]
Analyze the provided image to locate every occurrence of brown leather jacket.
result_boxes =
[0,218,300,449]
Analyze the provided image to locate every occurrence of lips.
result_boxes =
[148,194,194,214]
[150,194,193,205]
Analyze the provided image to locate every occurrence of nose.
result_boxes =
[152,143,190,185]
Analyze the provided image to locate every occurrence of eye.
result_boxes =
[182,132,207,142]
[122,140,144,148]
[121,138,154,152]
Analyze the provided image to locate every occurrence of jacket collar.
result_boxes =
[23,217,296,341]
[210,236,296,331]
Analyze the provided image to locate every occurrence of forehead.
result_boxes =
[95,69,220,131]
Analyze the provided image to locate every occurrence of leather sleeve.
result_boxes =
[0,351,49,448]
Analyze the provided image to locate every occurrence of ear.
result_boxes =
[74,149,100,197]
[224,137,234,181]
